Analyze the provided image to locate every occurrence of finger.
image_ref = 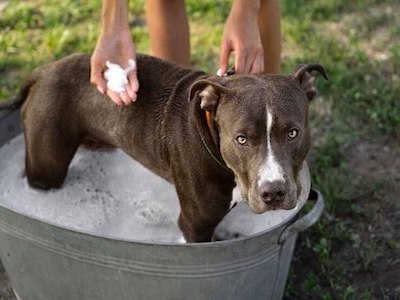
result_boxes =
[243,55,253,74]
[250,52,265,74]
[234,49,247,74]
[106,90,124,106]
[124,84,138,102]
[119,90,132,106]
[128,71,139,92]
[90,60,107,94]
[124,84,137,102]
[218,40,231,76]
[242,49,258,75]
[90,71,107,95]
[127,71,139,101]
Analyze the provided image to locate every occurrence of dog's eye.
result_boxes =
[236,135,247,145]
[288,129,299,140]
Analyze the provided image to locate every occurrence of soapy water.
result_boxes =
[0,135,309,243]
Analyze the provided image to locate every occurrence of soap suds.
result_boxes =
[0,135,309,243]
[104,59,136,93]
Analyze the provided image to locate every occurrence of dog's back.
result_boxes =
[10,53,205,189]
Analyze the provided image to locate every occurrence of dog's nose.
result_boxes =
[259,181,286,203]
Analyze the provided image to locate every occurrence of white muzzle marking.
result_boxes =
[257,110,285,186]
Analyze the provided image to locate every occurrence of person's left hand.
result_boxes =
[218,3,264,76]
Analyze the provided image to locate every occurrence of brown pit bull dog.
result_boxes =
[0,54,327,242]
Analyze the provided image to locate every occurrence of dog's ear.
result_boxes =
[293,64,328,101]
[188,78,229,163]
[188,78,229,111]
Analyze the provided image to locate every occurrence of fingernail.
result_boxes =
[96,85,105,95]
[216,68,223,77]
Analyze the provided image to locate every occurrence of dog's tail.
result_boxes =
[0,74,37,110]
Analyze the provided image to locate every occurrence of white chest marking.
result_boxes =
[229,185,243,209]
[177,235,187,244]
[258,110,285,185]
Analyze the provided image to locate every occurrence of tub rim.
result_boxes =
[0,186,323,249]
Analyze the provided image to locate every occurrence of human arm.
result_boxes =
[90,0,139,105]
[218,0,281,75]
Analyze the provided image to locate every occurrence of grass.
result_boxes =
[1,0,399,299]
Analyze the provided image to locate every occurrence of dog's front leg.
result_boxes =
[174,178,234,243]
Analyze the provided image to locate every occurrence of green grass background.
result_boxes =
[1,0,399,299]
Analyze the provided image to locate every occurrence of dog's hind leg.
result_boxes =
[23,127,81,190]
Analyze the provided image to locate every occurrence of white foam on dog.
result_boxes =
[0,135,309,243]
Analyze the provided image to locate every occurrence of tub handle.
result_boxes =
[278,189,324,244]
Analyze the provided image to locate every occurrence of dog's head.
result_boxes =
[189,64,327,214]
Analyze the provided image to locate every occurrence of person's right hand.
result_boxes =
[90,30,139,105]
[218,0,265,76]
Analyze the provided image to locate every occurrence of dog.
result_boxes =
[0,54,327,242]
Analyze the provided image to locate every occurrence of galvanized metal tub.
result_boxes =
[0,109,324,300]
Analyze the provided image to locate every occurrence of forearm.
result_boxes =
[100,0,130,34]
[258,0,281,73]
[230,0,261,18]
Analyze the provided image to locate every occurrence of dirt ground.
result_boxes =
[0,138,399,299]
[288,137,400,299]
[342,138,400,297]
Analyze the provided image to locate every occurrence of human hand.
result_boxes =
[218,2,264,75]
[90,30,139,105]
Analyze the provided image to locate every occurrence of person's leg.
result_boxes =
[146,0,190,66]
[258,0,281,74]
